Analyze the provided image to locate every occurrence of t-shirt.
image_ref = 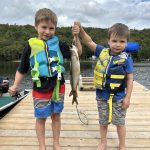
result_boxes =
[95,44,133,101]
[18,40,71,92]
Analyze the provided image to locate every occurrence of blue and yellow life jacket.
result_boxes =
[29,36,65,87]
[94,48,128,123]
[94,48,128,92]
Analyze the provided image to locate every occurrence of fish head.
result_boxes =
[70,44,78,56]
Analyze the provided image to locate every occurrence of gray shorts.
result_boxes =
[96,97,127,126]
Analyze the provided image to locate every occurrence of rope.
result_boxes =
[75,104,89,125]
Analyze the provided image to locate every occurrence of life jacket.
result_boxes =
[29,36,65,87]
[94,48,128,123]
[94,48,128,93]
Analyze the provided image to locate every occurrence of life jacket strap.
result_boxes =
[108,93,114,123]
[31,55,41,87]
[51,80,60,102]
[108,82,123,123]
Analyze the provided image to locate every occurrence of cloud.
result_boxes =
[0,0,149,29]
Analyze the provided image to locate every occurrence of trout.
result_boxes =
[69,44,80,105]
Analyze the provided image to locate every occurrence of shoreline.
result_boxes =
[9,60,150,67]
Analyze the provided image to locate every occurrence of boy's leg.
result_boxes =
[51,113,62,150]
[112,100,127,150]
[36,118,47,150]
[51,84,65,150]
[33,89,54,150]
[117,125,126,150]
[97,125,108,150]
[97,99,109,150]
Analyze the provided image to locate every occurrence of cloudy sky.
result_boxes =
[0,0,150,29]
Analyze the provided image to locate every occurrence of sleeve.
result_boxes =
[59,41,71,59]
[125,56,134,74]
[17,43,31,74]
[95,44,105,57]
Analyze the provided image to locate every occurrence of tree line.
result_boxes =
[0,24,150,61]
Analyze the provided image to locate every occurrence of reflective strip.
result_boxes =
[110,83,121,88]
[110,75,125,79]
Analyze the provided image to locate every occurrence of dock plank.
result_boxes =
[0,81,150,149]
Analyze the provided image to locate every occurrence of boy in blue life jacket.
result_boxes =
[9,8,82,150]
[73,22,133,150]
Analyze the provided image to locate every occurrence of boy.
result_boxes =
[9,8,82,150]
[73,22,133,150]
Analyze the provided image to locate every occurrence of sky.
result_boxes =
[0,0,150,29]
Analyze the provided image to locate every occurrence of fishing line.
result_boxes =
[76,104,89,125]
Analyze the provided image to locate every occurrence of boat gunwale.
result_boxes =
[0,89,30,112]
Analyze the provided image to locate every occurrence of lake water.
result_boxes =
[0,61,150,90]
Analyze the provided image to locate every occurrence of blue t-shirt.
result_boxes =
[95,44,133,101]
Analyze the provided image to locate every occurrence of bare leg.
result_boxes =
[51,113,62,150]
[117,125,126,150]
[36,118,47,150]
[97,125,108,150]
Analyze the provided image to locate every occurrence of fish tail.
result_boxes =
[72,91,78,105]
[69,90,73,97]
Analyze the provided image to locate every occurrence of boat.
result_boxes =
[0,89,30,118]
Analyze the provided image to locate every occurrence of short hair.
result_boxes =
[35,8,57,26]
[108,23,130,40]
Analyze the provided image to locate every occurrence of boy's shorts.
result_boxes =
[32,84,65,118]
[96,97,127,126]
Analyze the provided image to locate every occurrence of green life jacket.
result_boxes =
[29,36,65,88]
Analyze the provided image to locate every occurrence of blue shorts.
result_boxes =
[32,84,65,118]
[34,100,64,118]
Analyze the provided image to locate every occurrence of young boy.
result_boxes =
[9,8,82,150]
[73,22,133,150]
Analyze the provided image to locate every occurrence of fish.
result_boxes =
[69,44,80,105]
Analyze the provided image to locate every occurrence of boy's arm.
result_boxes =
[73,21,96,52]
[9,44,30,95]
[79,26,97,52]
[122,73,133,109]
[8,71,25,95]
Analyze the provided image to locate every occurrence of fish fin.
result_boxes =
[72,91,78,105]
[69,90,73,97]
[72,97,78,105]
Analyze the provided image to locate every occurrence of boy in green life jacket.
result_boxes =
[9,8,82,150]
[73,22,133,150]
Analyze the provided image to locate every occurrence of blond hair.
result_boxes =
[108,23,130,40]
[35,8,57,26]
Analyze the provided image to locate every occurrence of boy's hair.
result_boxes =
[35,8,57,26]
[108,23,130,40]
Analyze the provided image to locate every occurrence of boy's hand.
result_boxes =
[8,85,18,96]
[72,21,81,36]
[122,97,130,109]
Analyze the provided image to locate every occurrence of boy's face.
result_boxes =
[108,33,127,55]
[35,20,56,40]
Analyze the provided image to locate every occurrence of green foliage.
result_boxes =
[0,24,149,61]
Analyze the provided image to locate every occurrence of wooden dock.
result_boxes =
[0,81,150,150]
